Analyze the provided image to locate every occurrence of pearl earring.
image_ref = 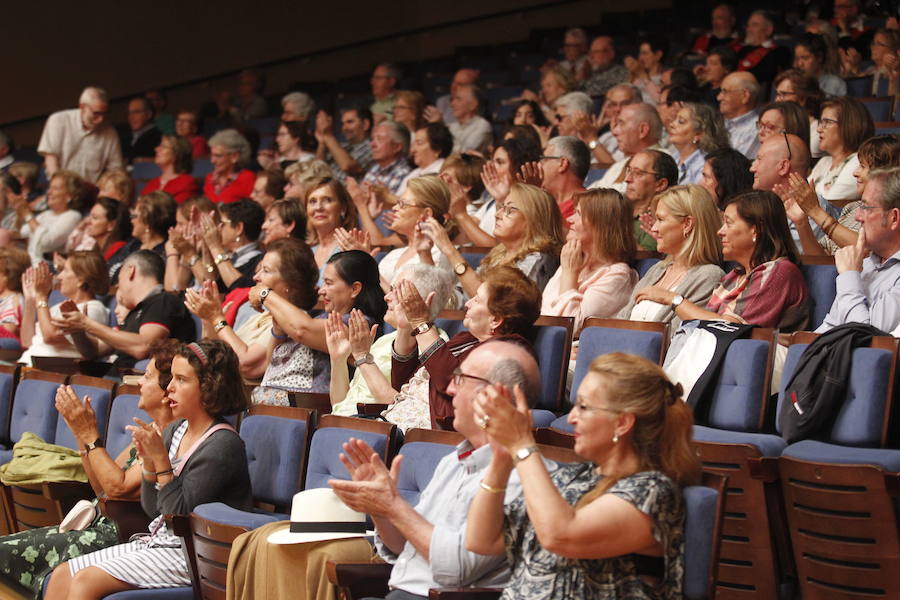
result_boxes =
[612,432,619,443]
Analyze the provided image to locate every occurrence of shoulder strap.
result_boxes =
[173,423,237,477]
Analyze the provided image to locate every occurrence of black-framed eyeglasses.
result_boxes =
[782,132,792,163]
[554,113,564,121]
[540,155,563,162]
[451,368,491,387]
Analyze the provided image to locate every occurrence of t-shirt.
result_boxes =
[115,289,196,368]
[20,300,109,365]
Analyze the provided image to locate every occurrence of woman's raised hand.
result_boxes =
[199,211,223,250]
[55,385,99,446]
[127,417,167,467]
[481,161,510,203]
[348,308,378,359]
[324,310,351,360]
[473,383,534,454]
[560,238,585,274]
[517,161,544,187]
[396,279,432,329]
[417,216,453,255]
[184,280,225,322]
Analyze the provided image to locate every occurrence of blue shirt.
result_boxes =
[674,148,705,185]
[725,110,760,159]
[816,249,900,334]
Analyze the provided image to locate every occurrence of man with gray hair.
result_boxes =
[281,91,315,124]
[581,36,630,97]
[541,136,590,224]
[371,63,400,124]
[816,168,900,334]
[362,121,411,194]
[559,27,590,78]
[54,250,195,370]
[554,91,594,139]
[38,86,123,183]
[328,339,547,600]
[718,71,761,158]
[591,83,641,165]
[448,84,491,154]
[590,102,666,192]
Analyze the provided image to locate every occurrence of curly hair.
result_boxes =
[148,338,180,391]
[482,265,542,337]
[175,339,248,417]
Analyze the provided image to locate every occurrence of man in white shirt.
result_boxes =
[448,85,492,154]
[38,86,123,183]
[399,123,453,195]
[590,103,665,192]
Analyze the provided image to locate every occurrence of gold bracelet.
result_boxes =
[36,300,49,309]
[479,480,506,494]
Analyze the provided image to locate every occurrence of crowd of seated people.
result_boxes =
[0,2,898,598]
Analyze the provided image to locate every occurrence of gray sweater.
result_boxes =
[616,262,725,337]
[141,418,253,518]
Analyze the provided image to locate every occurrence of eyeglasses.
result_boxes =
[571,401,621,415]
[540,155,563,162]
[819,117,840,128]
[554,113,565,121]
[625,166,659,179]
[783,132,792,163]
[394,199,423,210]
[756,121,784,135]
[858,203,884,213]
[499,204,520,217]
[451,368,492,387]
[774,90,798,100]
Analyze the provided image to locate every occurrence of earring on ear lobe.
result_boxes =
[612,432,619,443]
[752,235,757,243]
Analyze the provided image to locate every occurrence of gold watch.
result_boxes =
[454,261,468,276]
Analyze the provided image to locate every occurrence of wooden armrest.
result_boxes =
[357,403,390,416]
[42,481,94,500]
[428,588,503,600]
[327,559,392,599]
[748,456,780,483]
[886,472,900,498]
[165,514,191,537]
[0,349,22,363]
[98,496,153,542]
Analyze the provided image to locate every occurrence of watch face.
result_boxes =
[454,263,467,275]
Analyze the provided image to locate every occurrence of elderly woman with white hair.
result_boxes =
[281,92,315,124]
[203,129,256,204]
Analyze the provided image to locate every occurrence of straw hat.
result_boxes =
[267,487,371,545]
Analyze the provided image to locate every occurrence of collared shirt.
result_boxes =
[376,441,550,596]
[816,249,900,334]
[725,109,760,159]
[674,148,705,185]
[449,116,492,154]
[598,130,624,163]
[363,157,412,194]
[328,139,374,183]
[398,158,445,195]
[37,108,123,183]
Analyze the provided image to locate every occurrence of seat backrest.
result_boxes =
[704,330,775,432]
[799,257,838,330]
[241,405,314,510]
[776,336,897,447]
[106,386,149,458]
[632,251,663,279]
[55,376,115,450]
[435,310,466,339]
[304,415,397,489]
[683,472,727,600]
[395,429,462,506]
[0,364,17,445]
[532,316,574,412]
[10,370,67,445]
[571,319,668,401]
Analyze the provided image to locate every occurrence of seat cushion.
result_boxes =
[706,339,769,432]
[395,441,456,506]
[193,502,287,531]
[531,410,556,428]
[241,414,308,507]
[782,440,900,471]
[550,414,573,433]
[304,428,388,489]
[692,425,787,458]
[105,588,194,599]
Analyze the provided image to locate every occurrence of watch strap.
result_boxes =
[512,445,539,465]
[410,322,434,337]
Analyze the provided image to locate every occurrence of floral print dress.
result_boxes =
[502,463,685,600]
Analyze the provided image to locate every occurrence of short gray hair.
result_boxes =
[281,92,315,120]
[626,103,664,141]
[398,263,455,320]
[548,136,591,180]
[564,27,588,45]
[79,86,108,105]
[486,358,540,408]
[868,167,900,211]
[607,83,641,103]
[208,129,252,166]
[378,121,411,155]
[555,91,593,115]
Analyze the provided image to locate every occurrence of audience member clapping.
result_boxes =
[314,105,374,182]
[250,250,386,403]
[618,185,725,334]
[197,198,265,293]
[20,253,110,365]
[543,188,637,333]
[305,178,358,283]
[466,352,700,598]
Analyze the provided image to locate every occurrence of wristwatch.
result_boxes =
[259,288,272,305]
[214,320,228,333]
[512,445,539,465]
[188,255,200,267]
[671,294,685,310]
[205,263,215,273]
[588,139,599,150]
[81,437,105,456]
[355,353,376,367]
[410,322,434,337]
[454,261,469,276]
[214,252,232,265]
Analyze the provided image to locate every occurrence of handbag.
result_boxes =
[59,498,100,532]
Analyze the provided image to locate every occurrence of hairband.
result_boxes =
[185,342,209,366]
[667,381,683,406]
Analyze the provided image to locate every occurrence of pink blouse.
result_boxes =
[542,262,638,333]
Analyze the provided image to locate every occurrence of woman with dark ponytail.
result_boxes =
[466,352,700,599]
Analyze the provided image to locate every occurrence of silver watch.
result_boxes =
[355,353,375,367]
[512,445,539,465]
[671,294,685,309]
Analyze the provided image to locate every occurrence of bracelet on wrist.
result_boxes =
[271,327,289,341]
[36,299,49,309]
[155,467,174,476]
[479,480,506,494]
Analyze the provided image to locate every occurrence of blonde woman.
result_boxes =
[617,185,724,335]
[424,182,564,296]
[283,160,333,200]
[542,188,637,333]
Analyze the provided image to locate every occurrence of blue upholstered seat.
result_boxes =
[530,409,556,428]
[799,261,838,330]
[242,414,309,508]
[54,382,114,451]
[0,367,16,447]
[532,321,571,411]
[0,378,64,464]
[305,427,390,489]
[704,338,771,432]
[105,394,151,458]
[394,439,457,506]
[683,484,721,600]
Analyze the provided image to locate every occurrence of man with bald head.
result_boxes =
[435,68,480,124]
[718,71,762,159]
[329,339,549,600]
[752,133,837,248]
[582,36,630,97]
[38,86,123,182]
[591,102,665,192]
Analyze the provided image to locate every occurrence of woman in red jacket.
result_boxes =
[203,129,256,204]
[141,135,199,203]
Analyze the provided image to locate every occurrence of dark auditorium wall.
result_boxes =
[3,0,668,146]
